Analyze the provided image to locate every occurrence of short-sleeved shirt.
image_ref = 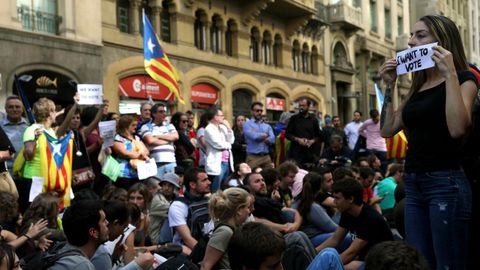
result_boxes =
[208,225,234,269]
[339,205,394,260]
[168,199,214,245]
[140,121,177,163]
[113,134,138,179]
[22,124,56,179]
[374,177,397,210]
[1,117,28,169]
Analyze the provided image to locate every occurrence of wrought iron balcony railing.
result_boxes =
[17,5,62,35]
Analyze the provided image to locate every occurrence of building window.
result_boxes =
[385,8,391,39]
[273,34,282,67]
[370,0,377,32]
[397,16,403,35]
[292,40,300,71]
[262,31,272,65]
[311,46,319,74]
[233,89,253,117]
[302,43,310,73]
[160,1,171,42]
[210,15,223,54]
[225,19,236,56]
[17,0,61,35]
[352,0,361,8]
[250,27,260,62]
[194,9,208,50]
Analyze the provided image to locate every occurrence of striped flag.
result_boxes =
[143,12,184,104]
[375,83,408,159]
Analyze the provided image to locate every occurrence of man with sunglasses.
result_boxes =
[243,102,275,170]
[140,103,178,178]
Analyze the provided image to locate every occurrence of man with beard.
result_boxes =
[285,98,323,168]
[50,200,109,270]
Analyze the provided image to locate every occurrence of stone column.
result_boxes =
[129,0,141,35]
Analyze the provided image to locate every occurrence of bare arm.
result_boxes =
[174,224,198,250]
[82,103,106,137]
[143,134,169,146]
[111,141,141,159]
[315,227,347,253]
[23,141,36,161]
[200,246,225,270]
[340,238,367,265]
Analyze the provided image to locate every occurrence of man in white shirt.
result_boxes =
[344,110,363,150]
[140,104,179,178]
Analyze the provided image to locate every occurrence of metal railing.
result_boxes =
[17,5,62,35]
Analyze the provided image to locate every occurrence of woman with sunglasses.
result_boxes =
[171,112,195,169]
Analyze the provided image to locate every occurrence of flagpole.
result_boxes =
[14,74,35,124]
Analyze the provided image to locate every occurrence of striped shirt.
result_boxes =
[140,121,177,163]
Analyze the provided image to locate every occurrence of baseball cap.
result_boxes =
[160,173,180,189]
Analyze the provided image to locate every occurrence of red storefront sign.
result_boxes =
[266,97,285,111]
[191,83,219,104]
[118,75,174,100]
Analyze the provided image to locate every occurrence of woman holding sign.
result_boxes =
[379,15,477,270]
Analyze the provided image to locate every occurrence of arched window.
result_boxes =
[302,43,310,73]
[262,31,272,65]
[250,27,261,62]
[311,46,319,74]
[273,34,282,67]
[194,9,208,50]
[117,0,130,33]
[210,15,223,54]
[225,19,237,57]
[160,0,172,42]
[292,40,300,71]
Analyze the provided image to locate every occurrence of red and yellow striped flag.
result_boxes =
[386,130,408,159]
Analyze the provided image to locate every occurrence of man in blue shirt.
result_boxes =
[243,102,275,170]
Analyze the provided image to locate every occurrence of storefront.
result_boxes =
[265,95,286,122]
[191,83,219,120]
[118,75,174,115]
[12,70,77,110]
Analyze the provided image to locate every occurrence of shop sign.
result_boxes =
[266,97,285,111]
[119,75,174,101]
[191,83,218,104]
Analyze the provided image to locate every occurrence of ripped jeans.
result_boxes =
[404,170,471,270]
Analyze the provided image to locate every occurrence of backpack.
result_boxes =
[175,196,211,241]
[189,223,234,266]
[20,241,84,270]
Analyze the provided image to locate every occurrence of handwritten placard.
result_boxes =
[396,42,437,75]
[98,120,117,148]
[137,158,158,180]
[77,84,103,105]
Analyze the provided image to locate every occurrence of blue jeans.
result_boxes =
[404,169,471,270]
[306,248,344,270]
[156,162,176,179]
[310,233,353,253]
[209,162,230,192]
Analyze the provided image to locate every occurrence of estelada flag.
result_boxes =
[386,130,407,159]
[143,11,184,104]
[40,131,74,209]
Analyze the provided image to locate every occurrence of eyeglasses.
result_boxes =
[157,110,166,113]
[254,109,263,112]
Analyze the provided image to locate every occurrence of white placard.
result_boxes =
[29,176,44,202]
[136,158,158,180]
[77,84,103,105]
[396,42,437,75]
[98,120,117,148]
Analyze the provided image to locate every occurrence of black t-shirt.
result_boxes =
[253,194,286,224]
[0,127,15,172]
[339,204,393,260]
[285,113,323,145]
[315,192,335,217]
[402,71,477,173]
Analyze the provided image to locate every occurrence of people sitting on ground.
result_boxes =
[225,163,251,188]
[128,183,152,247]
[319,135,353,169]
[277,161,299,208]
[260,168,281,202]
[201,187,253,270]
[315,178,393,270]
[374,163,403,224]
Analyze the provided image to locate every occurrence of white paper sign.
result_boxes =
[396,42,438,75]
[98,120,117,148]
[77,84,103,105]
[136,158,158,180]
[29,176,44,202]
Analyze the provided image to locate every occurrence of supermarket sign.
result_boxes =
[266,97,285,111]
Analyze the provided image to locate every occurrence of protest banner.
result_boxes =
[98,120,117,148]
[396,42,437,75]
[77,84,103,105]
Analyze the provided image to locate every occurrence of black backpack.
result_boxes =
[189,223,234,266]
[20,241,84,270]
[175,196,211,240]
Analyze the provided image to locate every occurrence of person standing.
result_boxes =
[379,15,477,270]
[232,115,247,165]
[141,103,178,178]
[1,96,28,176]
[243,102,275,170]
[204,108,234,192]
[358,109,387,170]
[344,110,363,150]
[136,102,152,133]
[285,98,323,168]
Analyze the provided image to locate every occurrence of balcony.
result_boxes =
[328,2,363,32]
[17,5,62,35]
[303,1,329,38]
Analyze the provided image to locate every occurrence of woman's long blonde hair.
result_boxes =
[209,187,250,223]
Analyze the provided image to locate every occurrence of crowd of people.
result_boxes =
[0,14,479,270]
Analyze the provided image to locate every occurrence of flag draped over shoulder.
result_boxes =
[375,83,408,159]
[39,131,74,209]
[143,12,184,104]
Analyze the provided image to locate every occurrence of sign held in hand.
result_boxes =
[396,42,437,75]
[77,84,103,105]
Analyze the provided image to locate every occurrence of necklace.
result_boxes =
[73,130,83,157]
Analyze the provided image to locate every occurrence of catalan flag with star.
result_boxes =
[143,11,184,104]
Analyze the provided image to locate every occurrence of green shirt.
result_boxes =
[22,124,56,179]
[374,177,397,210]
